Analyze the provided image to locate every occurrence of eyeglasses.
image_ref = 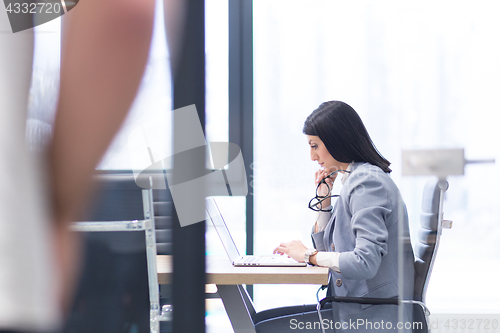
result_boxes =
[308,170,350,212]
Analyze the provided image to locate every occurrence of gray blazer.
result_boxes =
[312,162,415,331]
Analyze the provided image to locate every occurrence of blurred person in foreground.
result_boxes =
[0,0,156,331]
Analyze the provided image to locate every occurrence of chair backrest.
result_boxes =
[84,173,146,221]
[83,171,173,255]
[149,174,174,255]
[80,173,149,253]
[413,179,449,303]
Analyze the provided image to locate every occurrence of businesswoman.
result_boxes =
[253,101,415,332]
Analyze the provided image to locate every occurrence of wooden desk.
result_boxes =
[157,255,329,333]
[157,255,329,285]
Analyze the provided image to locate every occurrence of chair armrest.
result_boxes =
[317,296,430,316]
[318,296,398,309]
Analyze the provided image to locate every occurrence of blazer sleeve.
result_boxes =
[338,175,392,280]
[311,209,332,251]
[311,229,327,251]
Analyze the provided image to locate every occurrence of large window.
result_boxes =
[253,0,500,314]
[98,0,172,171]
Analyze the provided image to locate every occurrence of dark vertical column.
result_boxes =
[171,1,206,332]
[228,0,254,298]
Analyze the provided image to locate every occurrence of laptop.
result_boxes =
[205,198,307,267]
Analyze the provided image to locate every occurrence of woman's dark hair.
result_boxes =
[303,101,392,173]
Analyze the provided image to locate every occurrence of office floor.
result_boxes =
[206,299,233,333]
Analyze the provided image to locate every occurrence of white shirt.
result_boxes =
[313,163,353,272]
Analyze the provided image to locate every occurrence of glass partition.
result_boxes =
[253,0,500,331]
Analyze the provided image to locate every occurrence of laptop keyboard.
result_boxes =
[243,256,260,263]
[241,255,295,264]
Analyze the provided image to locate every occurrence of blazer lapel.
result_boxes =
[323,200,338,252]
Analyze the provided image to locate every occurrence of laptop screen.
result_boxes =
[205,198,241,262]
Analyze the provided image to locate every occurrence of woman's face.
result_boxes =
[307,135,345,174]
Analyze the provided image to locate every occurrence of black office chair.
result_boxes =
[66,172,171,333]
[316,179,452,333]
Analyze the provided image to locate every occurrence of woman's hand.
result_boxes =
[315,169,334,208]
[273,240,308,263]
